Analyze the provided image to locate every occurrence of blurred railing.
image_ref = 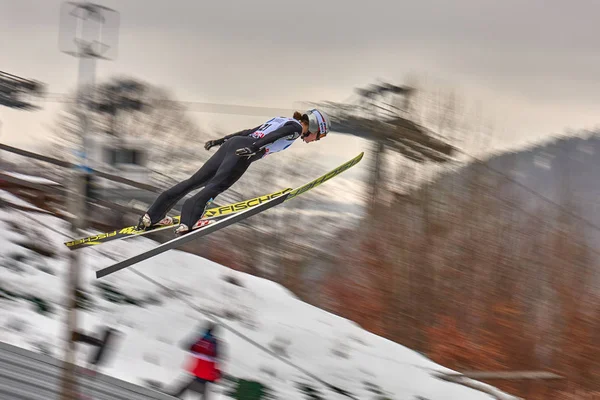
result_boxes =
[0,143,160,192]
[0,341,174,400]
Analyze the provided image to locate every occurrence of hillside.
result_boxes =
[0,189,515,400]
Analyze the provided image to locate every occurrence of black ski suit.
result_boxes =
[145,119,302,228]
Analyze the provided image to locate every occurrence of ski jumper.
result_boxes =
[146,117,303,228]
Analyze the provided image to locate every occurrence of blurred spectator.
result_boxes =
[170,321,222,399]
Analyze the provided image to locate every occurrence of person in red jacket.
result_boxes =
[170,322,222,399]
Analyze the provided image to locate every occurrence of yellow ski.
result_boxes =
[64,188,292,250]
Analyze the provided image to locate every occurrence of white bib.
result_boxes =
[250,117,302,156]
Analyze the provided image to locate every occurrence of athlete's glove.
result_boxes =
[235,147,254,156]
[204,138,225,151]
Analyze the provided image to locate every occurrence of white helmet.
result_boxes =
[306,109,331,140]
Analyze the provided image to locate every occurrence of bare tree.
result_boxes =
[47,76,206,179]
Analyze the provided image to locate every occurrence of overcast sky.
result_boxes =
[1,0,599,158]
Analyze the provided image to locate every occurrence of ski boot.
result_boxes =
[136,214,151,231]
[174,198,214,236]
[174,223,190,236]
[174,218,212,236]
[137,213,174,231]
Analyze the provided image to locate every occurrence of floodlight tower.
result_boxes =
[58,2,119,399]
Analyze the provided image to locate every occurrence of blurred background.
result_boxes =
[1,1,599,400]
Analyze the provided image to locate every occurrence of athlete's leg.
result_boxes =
[179,151,252,229]
[142,142,231,226]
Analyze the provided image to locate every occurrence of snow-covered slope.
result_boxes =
[0,201,516,400]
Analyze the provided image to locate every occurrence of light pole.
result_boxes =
[58,2,118,399]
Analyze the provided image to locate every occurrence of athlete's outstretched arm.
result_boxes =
[222,125,262,141]
[205,125,263,151]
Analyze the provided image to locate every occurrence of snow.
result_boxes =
[1,171,60,186]
[0,197,517,400]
